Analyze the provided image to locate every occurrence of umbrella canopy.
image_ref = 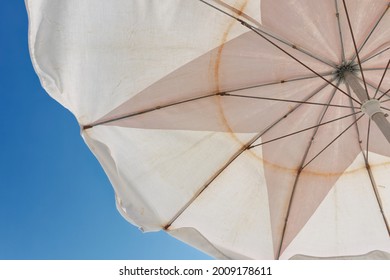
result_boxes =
[26,0,390,259]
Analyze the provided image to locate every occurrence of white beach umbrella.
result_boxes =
[26,0,390,259]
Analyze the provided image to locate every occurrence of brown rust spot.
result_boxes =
[254,153,390,178]
[213,0,261,26]
[213,0,252,141]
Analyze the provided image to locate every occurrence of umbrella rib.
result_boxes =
[248,27,336,69]
[364,163,390,236]
[374,59,390,98]
[224,93,358,110]
[355,76,390,102]
[275,82,340,259]
[381,98,390,104]
[301,114,364,170]
[198,0,337,68]
[83,94,216,129]
[225,72,334,93]
[378,88,390,101]
[349,3,390,62]
[356,76,387,97]
[361,47,390,64]
[335,0,346,62]
[366,119,371,161]
[361,67,390,72]
[209,0,261,26]
[84,72,334,129]
[346,86,390,236]
[381,107,390,113]
[346,84,369,161]
[164,81,331,230]
[245,80,338,149]
[249,112,359,149]
[248,83,358,151]
[342,0,370,100]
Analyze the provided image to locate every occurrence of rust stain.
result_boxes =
[213,0,250,141]
[213,0,261,26]
[257,155,390,178]
[210,1,282,166]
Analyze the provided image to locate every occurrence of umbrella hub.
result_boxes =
[344,72,390,144]
[361,99,382,118]
[335,62,357,80]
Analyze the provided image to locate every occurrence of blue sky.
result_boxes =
[0,1,211,260]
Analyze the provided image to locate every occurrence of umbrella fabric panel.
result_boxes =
[168,227,235,259]
[361,50,390,69]
[364,70,390,103]
[261,0,389,63]
[369,152,390,230]
[261,0,341,64]
[363,70,390,99]
[290,250,390,260]
[83,125,257,232]
[26,0,255,124]
[168,149,274,259]
[281,152,390,259]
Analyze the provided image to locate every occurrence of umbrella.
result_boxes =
[26,0,390,259]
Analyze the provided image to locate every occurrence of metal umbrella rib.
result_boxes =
[347,84,390,237]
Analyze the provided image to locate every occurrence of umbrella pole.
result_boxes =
[344,72,390,143]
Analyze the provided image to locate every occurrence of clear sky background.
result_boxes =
[0,1,211,260]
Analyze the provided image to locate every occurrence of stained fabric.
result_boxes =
[27,0,390,259]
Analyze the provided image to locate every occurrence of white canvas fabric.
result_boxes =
[290,250,390,260]
[27,0,390,259]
